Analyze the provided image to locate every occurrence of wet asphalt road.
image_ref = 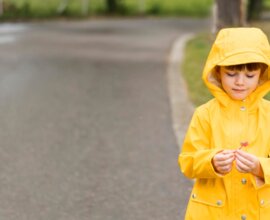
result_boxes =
[0,18,210,220]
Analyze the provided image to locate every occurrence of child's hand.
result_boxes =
[212,150,235,175]
[235,150,263,178]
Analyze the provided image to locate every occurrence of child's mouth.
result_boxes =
[233,88,246,92]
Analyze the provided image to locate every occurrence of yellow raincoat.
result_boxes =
[179,28,270,220]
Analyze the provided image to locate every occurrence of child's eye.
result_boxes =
[246,75,254,78]
[226,72,236,77]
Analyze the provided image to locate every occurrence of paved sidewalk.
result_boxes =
[167,33,195,148]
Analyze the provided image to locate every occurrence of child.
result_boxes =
[178,27,270,220]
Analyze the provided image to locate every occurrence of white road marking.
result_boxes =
[0,35,16,44]
[0,23,27,33]
[0,23,27,44]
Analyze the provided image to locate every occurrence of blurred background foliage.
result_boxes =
[0,0,214,20]
[5,0,270,19]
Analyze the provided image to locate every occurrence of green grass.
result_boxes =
[181,33,214,106]
[249,21,270,100]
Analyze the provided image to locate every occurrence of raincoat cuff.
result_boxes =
[251,175,265,189]
[259,157,270,185]
[209,149,225,178]
[251,157,270,189]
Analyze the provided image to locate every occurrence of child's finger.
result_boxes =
[222,149,236,155]
[235,159,249,173]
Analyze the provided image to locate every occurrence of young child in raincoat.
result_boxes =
[179,27,270,220]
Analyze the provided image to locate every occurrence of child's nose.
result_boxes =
[235,74,245,85]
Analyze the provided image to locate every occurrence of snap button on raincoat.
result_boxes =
[179,28,270,220]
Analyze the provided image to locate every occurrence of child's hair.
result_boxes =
[215,62,267,73]
[209,63,269,88]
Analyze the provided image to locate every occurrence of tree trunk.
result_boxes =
[215,0,247,31]
[81,0,89,15]
[247,0,263,21]
[138,0,145,14]
[0,0,3,15]
[57,0,70,14]
[106,0,118,13]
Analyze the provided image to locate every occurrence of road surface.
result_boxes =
[0,18,210,220]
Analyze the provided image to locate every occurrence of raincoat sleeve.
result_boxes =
[178,106,221,179]
[250,156,270,189]
[259,156,270,185]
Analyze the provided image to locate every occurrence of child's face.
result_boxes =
[220,66,261,100]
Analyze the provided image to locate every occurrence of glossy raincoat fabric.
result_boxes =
[179,28,270,220]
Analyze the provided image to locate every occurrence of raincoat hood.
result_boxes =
[202,27,270,107]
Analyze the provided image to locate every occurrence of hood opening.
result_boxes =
[206,63,269,92]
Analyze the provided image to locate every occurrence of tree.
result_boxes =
[247,0,263,21]
[57,0,89,15]
[214,0,246,32]
[81,0,89,15]
[105,0,119,13]
[0,0,3,15]
[138,0,145,14]
[57,0,69,14]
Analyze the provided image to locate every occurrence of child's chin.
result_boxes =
[230,95,247,101]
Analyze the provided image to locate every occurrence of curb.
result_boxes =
[167,33,195,150]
